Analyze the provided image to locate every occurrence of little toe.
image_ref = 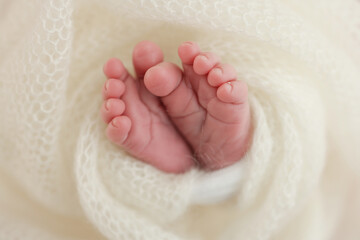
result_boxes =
[144,62,183,97]
[193,52,220,75]
[132,40,164,78]
[217,81,248,104]
[106,116,132,145]
[103,58,129,80]
[208,64,237,87]
[101,98,126,123]
[178,41,201,65]
[102,78,126,100]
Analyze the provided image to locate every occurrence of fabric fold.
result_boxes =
[0,0,359,239]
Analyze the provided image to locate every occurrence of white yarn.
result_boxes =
[0,0,359,239]
[190,159,245,205]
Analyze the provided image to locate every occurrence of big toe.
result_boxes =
[132,40,164,78]
[144,62,183,97]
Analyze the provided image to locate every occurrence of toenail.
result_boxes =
[111,118,120,128]
[105,100,111,110]
[199,55,208,61]
[213,68,222,76]
[105,81,110,90]
[121,133,128,142]
[183,41,193,46]
[225,82,233,91]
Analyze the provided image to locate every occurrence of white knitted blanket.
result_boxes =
[0,0,359,239]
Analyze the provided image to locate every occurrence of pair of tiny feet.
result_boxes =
[101,41,251,173]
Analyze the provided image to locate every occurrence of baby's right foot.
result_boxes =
[144,42,252,170]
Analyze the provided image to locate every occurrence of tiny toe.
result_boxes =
[144,62,183,97]
[178,41,200,65]
[106,116,132,145]
[217,81,248,104]
[102,78,126,100]
[208,64,237,87]
[101,99,126,123]
[103,58,128,80]
[132,40,164,78]
[193,52,220,75]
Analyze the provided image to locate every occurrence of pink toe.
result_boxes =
[101,99,126,123]
[217,81,248,104]
[132,40,164,77]
[106,116,132,145]
[144,62,183,97]
[193,52,220,75]
[208,64,237,87]
[103,58,128,80]
[178,41,200,65]
[102,78,126,100]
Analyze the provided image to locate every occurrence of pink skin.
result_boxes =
[102,41,193,173]
[101,41,251,173]
[144,42,251,170]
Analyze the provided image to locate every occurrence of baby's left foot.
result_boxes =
[101,41,194,173]
[144,42,252,170]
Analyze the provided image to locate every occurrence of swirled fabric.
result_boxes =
[0,0,359,239]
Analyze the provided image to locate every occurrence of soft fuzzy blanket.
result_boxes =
[0,0,359,239]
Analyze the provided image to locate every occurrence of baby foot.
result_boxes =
[144,42,252,170]
[101,41,193,173]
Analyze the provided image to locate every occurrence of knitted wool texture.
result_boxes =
[0,0,359,239]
